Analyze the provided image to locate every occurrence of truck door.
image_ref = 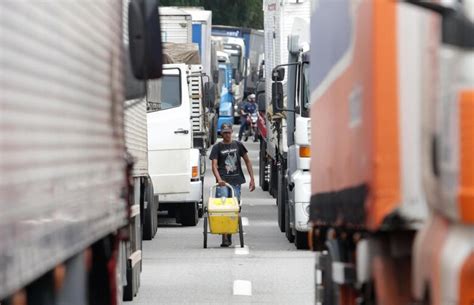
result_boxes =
[147,66,192,194]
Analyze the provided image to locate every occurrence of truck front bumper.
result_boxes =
[295,202,310,231]
[159,180,202,203]
[292,170,311,232]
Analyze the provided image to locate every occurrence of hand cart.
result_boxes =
[203,183,244,248]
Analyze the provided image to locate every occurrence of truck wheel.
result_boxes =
[322,245,342,305]
[295,231,309,249]
[269,161,277,198]
[259,140,269,191]
[142,182,157,240]
[180,202,198,226]
[277,167,285,233]
[284,192,294,242]
[198,180,204,218]
[142,203,153,240]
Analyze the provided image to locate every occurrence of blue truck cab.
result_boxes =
[217,62,234,133]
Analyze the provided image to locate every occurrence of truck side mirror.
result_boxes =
[213,70,219,84]
[124,46,146,100]
[272,82,283,113]
[257,91,266,112]
[204,82,216,109]
[256,81,266,112]
[272,67,285,82]
[233,69,242,83]
[128,0,163,80]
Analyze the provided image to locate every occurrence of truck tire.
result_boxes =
[142,181,157,240]
[320,243,340,305]
[277,167,285,233]
[259,140,269,191]
[180,202,199,226]
[198,178,204,218]
[269,161,277,198]
[284,189,294,242]
[295,231,309,249]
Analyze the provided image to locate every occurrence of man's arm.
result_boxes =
[211,159,226,186]
[242,153,255,191]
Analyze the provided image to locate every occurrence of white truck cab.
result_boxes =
[147,64,202,226]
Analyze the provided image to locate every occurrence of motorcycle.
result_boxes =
[243,112,259,142]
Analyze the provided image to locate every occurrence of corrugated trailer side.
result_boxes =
[159,7,192,44]
[0,1,127,300]
[0,0,163,302]
[125,99,149,177]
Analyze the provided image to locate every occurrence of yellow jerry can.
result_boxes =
[207,196,240,234]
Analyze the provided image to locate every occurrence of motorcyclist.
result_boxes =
[238,93,257,141]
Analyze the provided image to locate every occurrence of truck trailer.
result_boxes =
[181,8,219,145]
[0,0,163,303]
[211,35,246,120]
[308,1,474,304]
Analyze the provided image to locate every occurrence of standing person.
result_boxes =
[209,123,255,247]
[238,93,257,141]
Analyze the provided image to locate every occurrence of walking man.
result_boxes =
[210,123,255,247]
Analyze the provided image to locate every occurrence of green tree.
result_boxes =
[159,0,263,29]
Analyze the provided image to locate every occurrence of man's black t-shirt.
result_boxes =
[209,141,248,185]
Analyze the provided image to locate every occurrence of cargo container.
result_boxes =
[0,0,163,303]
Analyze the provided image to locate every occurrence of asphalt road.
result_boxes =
[130,134,314,305]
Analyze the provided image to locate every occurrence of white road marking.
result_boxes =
[241,217,249,226]
[234,245,249,255]
[233,280,252,296]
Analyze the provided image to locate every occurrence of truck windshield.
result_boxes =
[147,74,181,112]
[219,68,226,88]
[301,63,310,117]
[229,54,241,73]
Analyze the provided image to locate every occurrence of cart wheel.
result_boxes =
[203,216,208,248]
[238,216,244,248]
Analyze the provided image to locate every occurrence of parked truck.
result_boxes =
[0,0,163,303]
[161,7,218,145]
[270,37,311,249]
[212,25,265,98]
[309,1,474,304]
[211,35,246,120]
[217,60,235,133]
[147,43,211,226]
[260,0,311,248]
